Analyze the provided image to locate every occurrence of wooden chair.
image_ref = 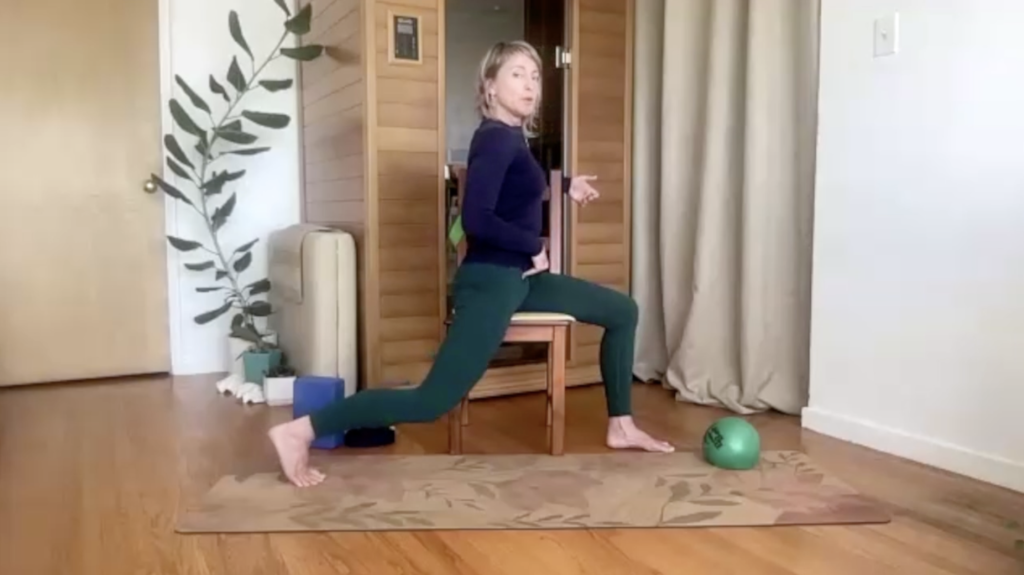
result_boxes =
[445,167,573,456]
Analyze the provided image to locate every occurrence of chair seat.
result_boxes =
[445,311,576,325]
[510,312,575,324]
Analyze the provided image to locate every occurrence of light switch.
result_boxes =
[874,12,900,57]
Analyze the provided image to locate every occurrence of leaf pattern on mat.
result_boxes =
[689,499,741,506]
[469,482,497,499]
[661,511,723,525]
[668,480,691,502]
[179,451,890,532]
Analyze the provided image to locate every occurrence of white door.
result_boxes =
[0,0,170,386]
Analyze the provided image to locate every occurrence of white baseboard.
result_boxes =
[802,406,1024,494]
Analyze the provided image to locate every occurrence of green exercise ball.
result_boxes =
[702,416,761,470]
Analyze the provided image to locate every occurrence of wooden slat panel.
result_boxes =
[378,127,437,152]
[304,200,364,224]
[577,324,604,345]
[382,361,432,385]
[575,344,601,366]
[303,30,362,91]
[380,246,437,271]
[377,78,438,107]
[305,154,363,183]
[578,141,625,163]
[364,0,445,388]
[576,242,625,265]
[382,339,438,365]
[377,223,436,247]
[378,103,438,130]
[580,0,627,13]
[570,0,633,369]
[578,161,624,182]
[376,53,439,83]
[578,223,624,243]
[378,175,438,201]
[304,61,363,108]
[304,177,364,203]
[381,317,438,342]
[579,114,626,142]
[377,151,437,177]
[308,0,356,40]
[578,31,625,59]
[379,200,437,224]
[381,293,439,319]
[578,201,625,224]
[304,103,363,145]
[576,263,625,285]
[304,83,362,125]
[579,10,626,36]
[374,2,439,32]
[303,128,363,164]
[380,270,436,295]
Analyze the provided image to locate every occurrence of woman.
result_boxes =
[269,40,674,488]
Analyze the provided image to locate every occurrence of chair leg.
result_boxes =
[449,401,463,454]
[546,359,553,426]
[461,396,470,425]
[548,327,567,456]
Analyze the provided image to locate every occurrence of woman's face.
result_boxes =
[489,52,541,122]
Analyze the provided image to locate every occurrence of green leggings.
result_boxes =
[308,263,638,437]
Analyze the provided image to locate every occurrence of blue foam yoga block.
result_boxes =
[292,376,347,450]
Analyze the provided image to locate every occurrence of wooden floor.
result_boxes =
[0,376,1021,575]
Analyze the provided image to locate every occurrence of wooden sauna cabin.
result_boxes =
[297,0,635,399]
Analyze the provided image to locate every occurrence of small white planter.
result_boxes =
[265,375,296,406]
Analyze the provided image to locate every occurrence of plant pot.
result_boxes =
[228,331,277,378]
[265,375,297,406]
[242,348,282,385]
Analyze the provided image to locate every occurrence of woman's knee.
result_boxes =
[608,291,639,329]
[411,387,462,422]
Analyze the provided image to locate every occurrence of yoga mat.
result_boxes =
[177,450,890,533]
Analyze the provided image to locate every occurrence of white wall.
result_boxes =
[445,0,524,162]
[160,0,302,375]
[807,0,1024,493]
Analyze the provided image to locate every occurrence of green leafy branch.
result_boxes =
[151,0,323,350]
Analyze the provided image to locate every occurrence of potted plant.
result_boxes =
[150,0,324,372]
[242,338,283,386]
[264,360,298,406]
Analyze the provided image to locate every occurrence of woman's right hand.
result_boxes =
[523,246,550,278]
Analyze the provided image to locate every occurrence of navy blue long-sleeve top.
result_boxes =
[461,118,549,271]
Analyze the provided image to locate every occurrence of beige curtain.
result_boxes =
[631,0,820,415]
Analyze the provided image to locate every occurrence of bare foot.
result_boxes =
[268,416,326,487]
[606,416,675,453]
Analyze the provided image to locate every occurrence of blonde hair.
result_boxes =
[476,40,543,137]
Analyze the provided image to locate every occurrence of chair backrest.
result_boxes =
[449,165,563,274]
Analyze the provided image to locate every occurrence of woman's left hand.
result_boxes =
[568,175,599,205]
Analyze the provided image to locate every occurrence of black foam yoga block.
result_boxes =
[343,426,396,448]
